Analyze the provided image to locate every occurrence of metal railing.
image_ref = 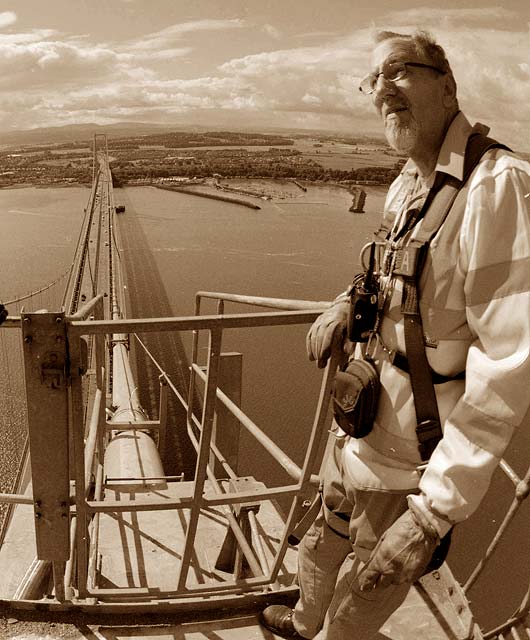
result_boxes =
[0,293,339,608]
[0,290,528,638]
[70,303,337,601]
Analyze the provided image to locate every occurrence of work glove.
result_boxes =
[358,504,440,591]
[306,298,350,368]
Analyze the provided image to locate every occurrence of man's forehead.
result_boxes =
[371,38,417,68]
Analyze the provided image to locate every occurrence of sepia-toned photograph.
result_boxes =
[0,1,528,638]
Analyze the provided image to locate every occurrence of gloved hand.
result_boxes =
[306,299,350,368]
[358,505,440,591]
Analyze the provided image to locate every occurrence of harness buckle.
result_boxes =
[416,419,442,460]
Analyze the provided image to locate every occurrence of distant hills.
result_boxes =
[0,122,178,146]
[0,121,388,148]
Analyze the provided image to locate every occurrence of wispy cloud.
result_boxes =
[125,18,245,53]
[262,24,282,40]
[378,6,521,30]
[0,11,16,29]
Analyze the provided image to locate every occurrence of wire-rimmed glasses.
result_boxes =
[359,60,445,95]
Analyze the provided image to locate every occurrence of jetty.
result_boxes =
[155,184,261,210]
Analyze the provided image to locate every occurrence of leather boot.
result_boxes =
[259,605,304,638]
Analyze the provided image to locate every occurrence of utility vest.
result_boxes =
[362,133,510,466]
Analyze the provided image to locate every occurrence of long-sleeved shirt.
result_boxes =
[341,112,530,535]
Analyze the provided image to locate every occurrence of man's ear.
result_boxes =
[442,74,457,109]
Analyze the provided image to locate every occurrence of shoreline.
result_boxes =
[0,177,390,192]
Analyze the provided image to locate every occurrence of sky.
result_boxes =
[0,0,529,150]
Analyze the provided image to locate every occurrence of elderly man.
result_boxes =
[260,29,530,639]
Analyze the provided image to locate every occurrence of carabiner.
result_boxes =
[360,241,386,273]
[365,331,380,360]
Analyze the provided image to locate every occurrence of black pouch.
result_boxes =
[331,358,380,438]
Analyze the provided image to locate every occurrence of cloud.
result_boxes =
[262,24,282,40]
[0,37,126,90]
[125,18,245,54]
[0,11,16,29]
[0,7,529,150]
[378,6,521,31]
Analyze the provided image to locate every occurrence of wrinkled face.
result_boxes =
[370,38,451,160]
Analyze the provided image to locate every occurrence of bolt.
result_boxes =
[23,317,31,325]
[24,335,32,344]
[55,317,63,324]
[35,512,41,519]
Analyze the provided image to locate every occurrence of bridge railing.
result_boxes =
[65,291,530,634]
[71,304,338,598]
[1,291,527,637]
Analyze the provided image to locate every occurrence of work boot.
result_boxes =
[259,605,303,638]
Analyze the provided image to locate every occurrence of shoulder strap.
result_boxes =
[402,132,510,461]
[414,132,511,246]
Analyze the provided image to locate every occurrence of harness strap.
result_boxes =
[400,130,511,461]
[391,351,465,385]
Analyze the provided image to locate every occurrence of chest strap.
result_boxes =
[399,131,510,461]
[391,351,465,385]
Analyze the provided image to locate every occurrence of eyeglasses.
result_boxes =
[358,60,445,95]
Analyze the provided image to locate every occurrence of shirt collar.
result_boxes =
[435,111,473,181]
[399,112,490,183]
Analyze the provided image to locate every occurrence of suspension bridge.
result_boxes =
[0,135,527,640]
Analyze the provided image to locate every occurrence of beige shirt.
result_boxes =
[341,112,530,534]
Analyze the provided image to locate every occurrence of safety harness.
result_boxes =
[290,131,511,548]
[394,130,510,461]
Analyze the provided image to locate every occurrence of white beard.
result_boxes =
[385,118,418,155]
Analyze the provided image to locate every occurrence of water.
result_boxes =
[0,186,86,310]
[0,183,527,630]
[0,186,86,537]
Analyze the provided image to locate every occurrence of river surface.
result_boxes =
[0,182,528,630]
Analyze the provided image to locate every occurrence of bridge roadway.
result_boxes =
[70,148,198,478]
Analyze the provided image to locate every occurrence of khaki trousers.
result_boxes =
[293,437,412,639]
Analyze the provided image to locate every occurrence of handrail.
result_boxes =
[195,290,331,311]
[192,362,308,483]
[464,462,530,593]
[67,293,105,321]
[66,302,331,600]
[69,309,323,336]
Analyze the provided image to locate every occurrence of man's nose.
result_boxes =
[373,74,397,106]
